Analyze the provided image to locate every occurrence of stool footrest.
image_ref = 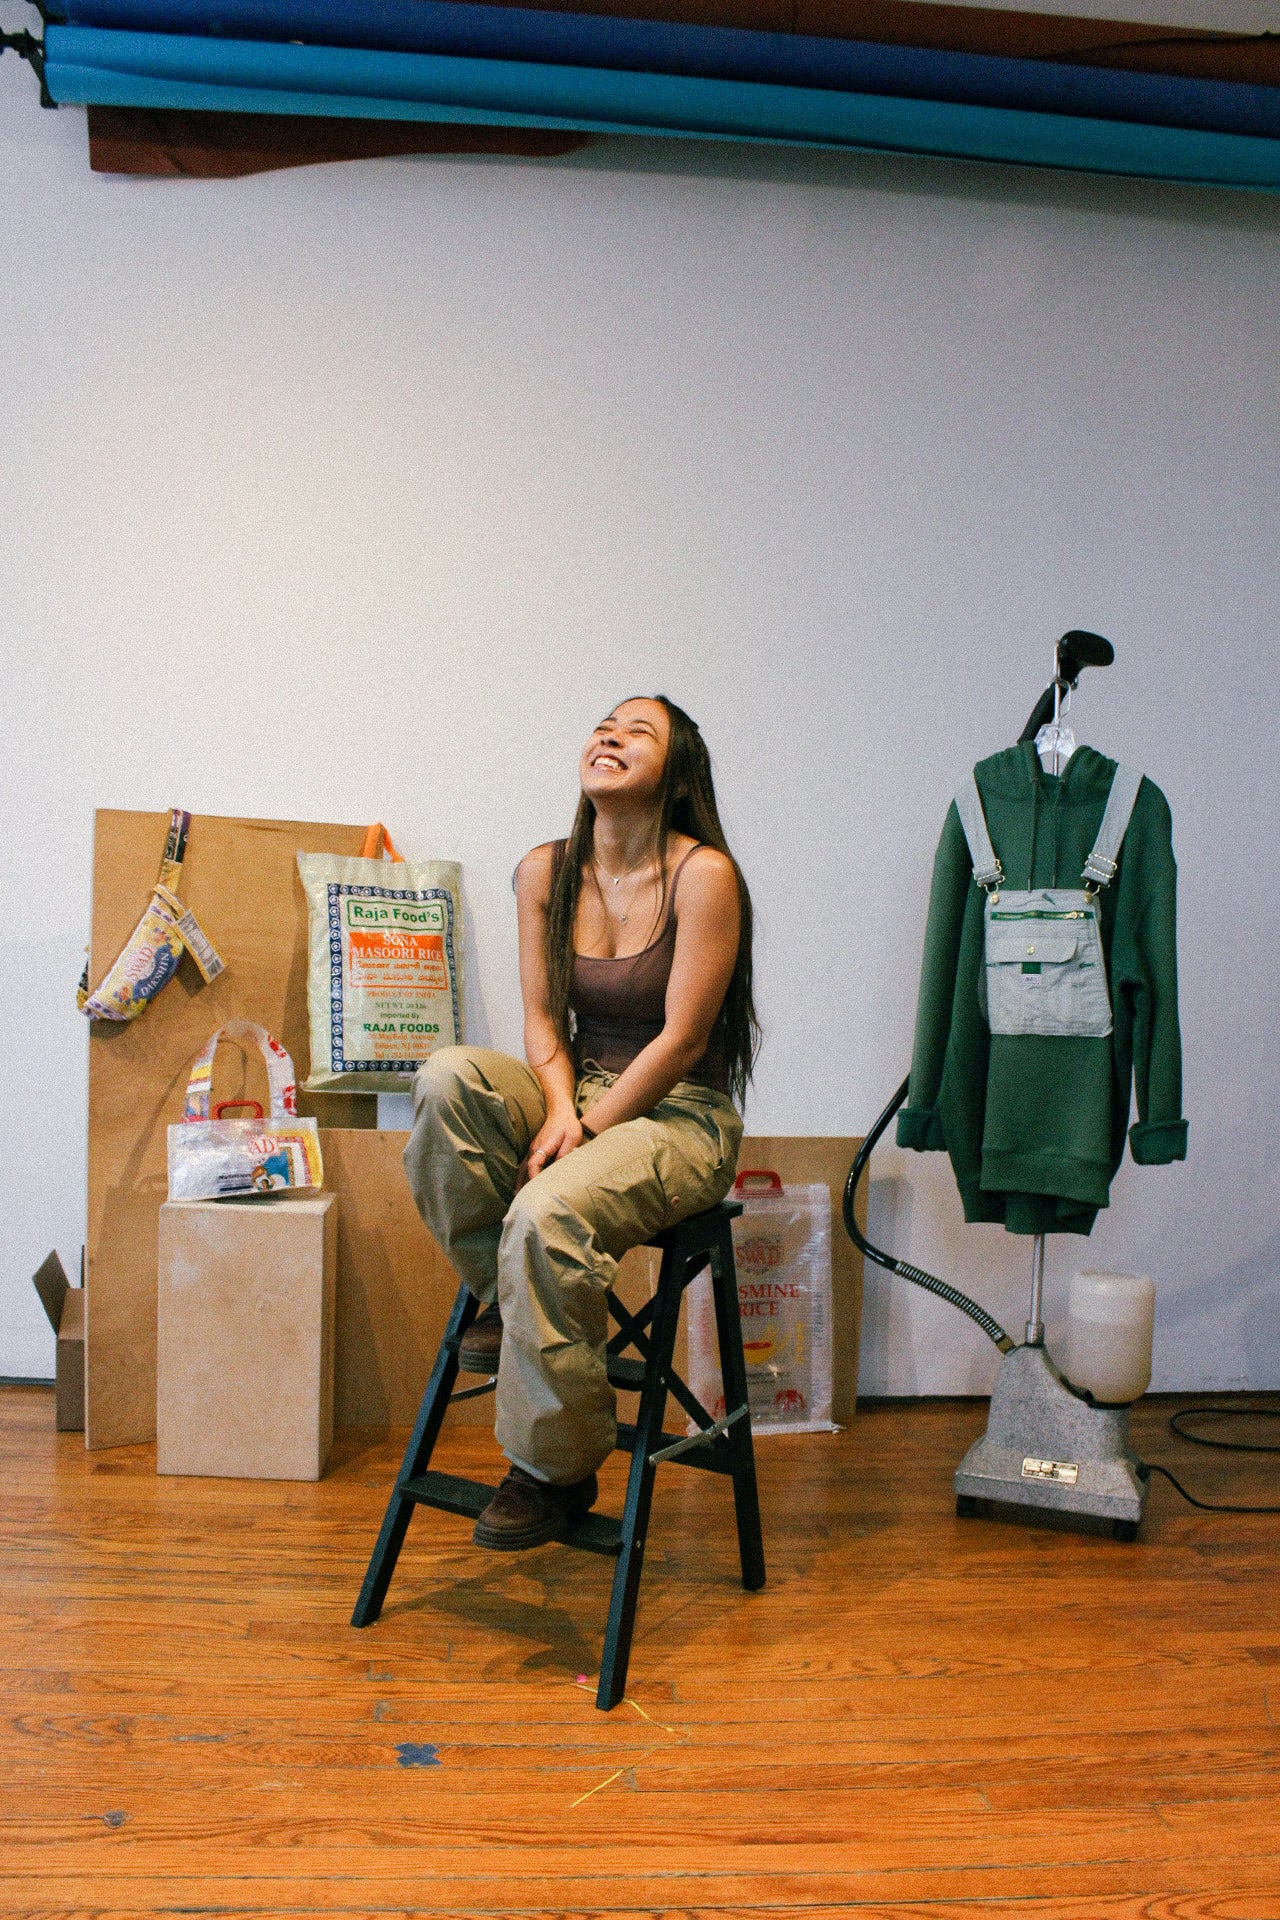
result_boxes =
[557,1512,624,1556]
[606,1356,647,1390]
[400,1471,624,1557]
[449,1377,497,1403]
[401,1470,491,1519]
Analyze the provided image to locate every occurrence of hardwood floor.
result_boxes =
[3,1383,1278,1917]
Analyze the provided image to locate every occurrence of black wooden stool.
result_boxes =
[351,1198,765,1710]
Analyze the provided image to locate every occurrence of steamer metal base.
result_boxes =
[955,1341,1147,1538]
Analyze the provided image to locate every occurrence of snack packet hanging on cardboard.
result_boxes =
[80,808,224,1021]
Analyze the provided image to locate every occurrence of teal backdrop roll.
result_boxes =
[43,25,1280,191]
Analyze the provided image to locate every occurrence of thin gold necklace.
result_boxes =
[593,853,656,928]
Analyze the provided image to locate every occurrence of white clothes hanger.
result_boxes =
[1035,675,1077,771]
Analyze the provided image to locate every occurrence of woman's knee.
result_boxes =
[500,1178,600,1282]
[503,1176,572,1245]
[498,1185,607,1350]
[411,1045,479,1118]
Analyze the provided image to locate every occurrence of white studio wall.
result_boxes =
[2,49,1278,1397]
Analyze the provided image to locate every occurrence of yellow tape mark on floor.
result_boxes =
[568,1679,687,1807]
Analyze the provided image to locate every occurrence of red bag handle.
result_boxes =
[734,1168,784,1194]
[213,1099,264,1120]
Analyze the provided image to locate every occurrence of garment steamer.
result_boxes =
[844,633,1149,1539]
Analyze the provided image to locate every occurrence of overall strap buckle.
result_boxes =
[1081,764,1144,891]
[954,772,1004,893]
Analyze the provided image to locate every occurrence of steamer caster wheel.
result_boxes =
[956,1495,979,1518]
[1111,1519,1139,1542]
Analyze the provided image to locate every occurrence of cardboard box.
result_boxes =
[157,1195,337,1481]
[33,1252,85,1432]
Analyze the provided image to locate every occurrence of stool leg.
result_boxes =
[351,1284,478,1628]
[710,1225,766,1593]
[596,1252,684,1711]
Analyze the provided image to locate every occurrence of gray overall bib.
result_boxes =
[955,763,1144,1040]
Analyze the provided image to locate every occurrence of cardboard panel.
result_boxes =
[86,808,376,1449]
[322,1129,489,1431]
[56,1289,87,1434]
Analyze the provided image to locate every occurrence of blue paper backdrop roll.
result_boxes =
[44,26,1280,190]
[56,0,1280,141]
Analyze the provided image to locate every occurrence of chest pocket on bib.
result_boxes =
[982,895,1112,1039]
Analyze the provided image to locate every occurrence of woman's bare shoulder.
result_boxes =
[515,840,561,904]
[673,842,736,902]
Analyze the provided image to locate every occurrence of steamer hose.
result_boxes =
[841,1076,1016,1354]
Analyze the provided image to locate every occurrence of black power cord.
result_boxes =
[1143,1407,1280,1514]
[1169,1406,1280,1452]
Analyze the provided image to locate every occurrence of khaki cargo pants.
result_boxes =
[404,1046,743,1485]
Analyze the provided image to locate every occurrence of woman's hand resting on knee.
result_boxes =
[516,1108,586,1189]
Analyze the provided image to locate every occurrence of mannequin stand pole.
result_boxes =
[1026,1233,1046,1347]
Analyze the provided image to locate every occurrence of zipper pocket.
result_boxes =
[989,909,1091,922]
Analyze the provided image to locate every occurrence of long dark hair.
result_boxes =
[544,695,760,1107]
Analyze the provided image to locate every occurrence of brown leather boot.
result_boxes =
[472,1465,599,1551]
[457,1302,502,1374]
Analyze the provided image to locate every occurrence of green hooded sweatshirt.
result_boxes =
[897,742,1187,1234]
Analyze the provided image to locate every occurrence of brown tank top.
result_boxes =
[564,842,731,1095]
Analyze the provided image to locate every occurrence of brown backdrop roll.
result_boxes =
[87,106,589,177]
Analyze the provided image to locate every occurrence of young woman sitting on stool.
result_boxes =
[404,694,759,1549]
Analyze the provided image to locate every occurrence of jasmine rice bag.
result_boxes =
[297,851,464,1092]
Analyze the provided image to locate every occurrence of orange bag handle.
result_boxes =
[360,823,405,863]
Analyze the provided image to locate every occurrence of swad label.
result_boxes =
[1021,1456,1080,1485]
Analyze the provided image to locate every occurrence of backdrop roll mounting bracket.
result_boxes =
[1,25,52,105]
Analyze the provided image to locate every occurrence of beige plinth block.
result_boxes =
[158,1196,337,1481]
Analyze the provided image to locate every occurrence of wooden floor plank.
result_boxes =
[3,1385,1279,1914]
[12,1906,1280,1920]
